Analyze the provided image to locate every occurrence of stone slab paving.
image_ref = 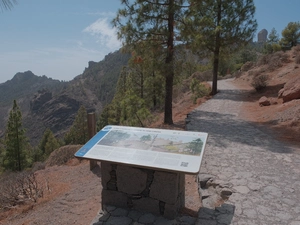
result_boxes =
[187,79,300,225]
[91,78,300,225]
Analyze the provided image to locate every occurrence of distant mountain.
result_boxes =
[0,50,131,145]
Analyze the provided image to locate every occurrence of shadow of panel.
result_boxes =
[197,203,235,225]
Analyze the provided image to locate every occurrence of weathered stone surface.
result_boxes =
[138,213,156,224]
[105,216,132,225]
[110,208,129,217]
[116,165,147,194]
[102,189,128,208]
[278,76,300,102]
[132,197,160,216]
[101,162,113,190]
[220,188,233,197]
[259,96,271,106]
[150,171,179,204]
[128,210,143,221]
[164,200,181,220]
[198,173,214,188]
[233,186,250,194]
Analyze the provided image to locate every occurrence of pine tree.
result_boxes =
[182,0,257,95]
[64,106,88,145]
[3,100,29,171]
[264,28,281,54]
[113,0,187,124]
[44,132,60,156]
[268,28,279,44]
[37,128,60,160]
[280,22,300,48]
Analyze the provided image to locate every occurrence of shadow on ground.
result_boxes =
[197,204,235,225]
[186,110,294,154]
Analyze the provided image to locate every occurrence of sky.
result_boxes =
[0,0,299,83]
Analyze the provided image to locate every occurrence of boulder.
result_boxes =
[278,76,300,102]
[259,96,271,106]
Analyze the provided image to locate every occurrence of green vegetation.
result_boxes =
[64,106,88,145]
[113,0,188,124]
[190,79,210,104]
[264,28,281,54]
[140,135,152,142]
[251,74,269,91]
[2,100,30,171]
[280,22,300,48]
[106,0,257,126]
[182,0,257,95]
[36,128,61,161]
[4,1,300,174]
[187,138,203,155]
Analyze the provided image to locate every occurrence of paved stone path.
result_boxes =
[92,78,300,225]
[187,79,300,225]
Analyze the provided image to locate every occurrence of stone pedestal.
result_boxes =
[101,162,185,219]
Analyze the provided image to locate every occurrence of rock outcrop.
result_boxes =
[278,76,300,102]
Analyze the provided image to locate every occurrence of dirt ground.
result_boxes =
[1,49,299,225]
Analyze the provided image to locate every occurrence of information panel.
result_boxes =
[75,125,208,174]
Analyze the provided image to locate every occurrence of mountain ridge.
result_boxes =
[0,50,131,145]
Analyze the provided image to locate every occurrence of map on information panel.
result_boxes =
[75,125,208,174]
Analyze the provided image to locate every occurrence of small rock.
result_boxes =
[259,96,271,106]
[198,173,214,188]
[220,188,233,197]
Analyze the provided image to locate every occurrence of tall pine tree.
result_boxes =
[4,100,29,171]
[182,0,257,95]
[37,128,60,160]
[64,106,88,145]
[113,0,187,124]
[280,22,300,48]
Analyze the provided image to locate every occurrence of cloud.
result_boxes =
[86,11,116,17]
[83,18,121,50]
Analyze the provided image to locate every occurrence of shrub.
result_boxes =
[241,61,254,72]
[190,79,210,104]
[257,51,290,70]
[251,74,269,91]
[293,45,300,54]
[0,171,44,210]
[257,55,269,66]
[45,145,82,167]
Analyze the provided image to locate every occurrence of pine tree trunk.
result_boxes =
[211,0,222,96]
[163,0,174,125]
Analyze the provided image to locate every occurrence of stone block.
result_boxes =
[178,173,185,205]
[164,197,182,219]
[150,171,179,204]
[101,162,113,190]
[102,189,128,208]
[116,165,147,194]
[132,197,160,216]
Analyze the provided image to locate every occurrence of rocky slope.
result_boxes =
[0,50,130,145]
